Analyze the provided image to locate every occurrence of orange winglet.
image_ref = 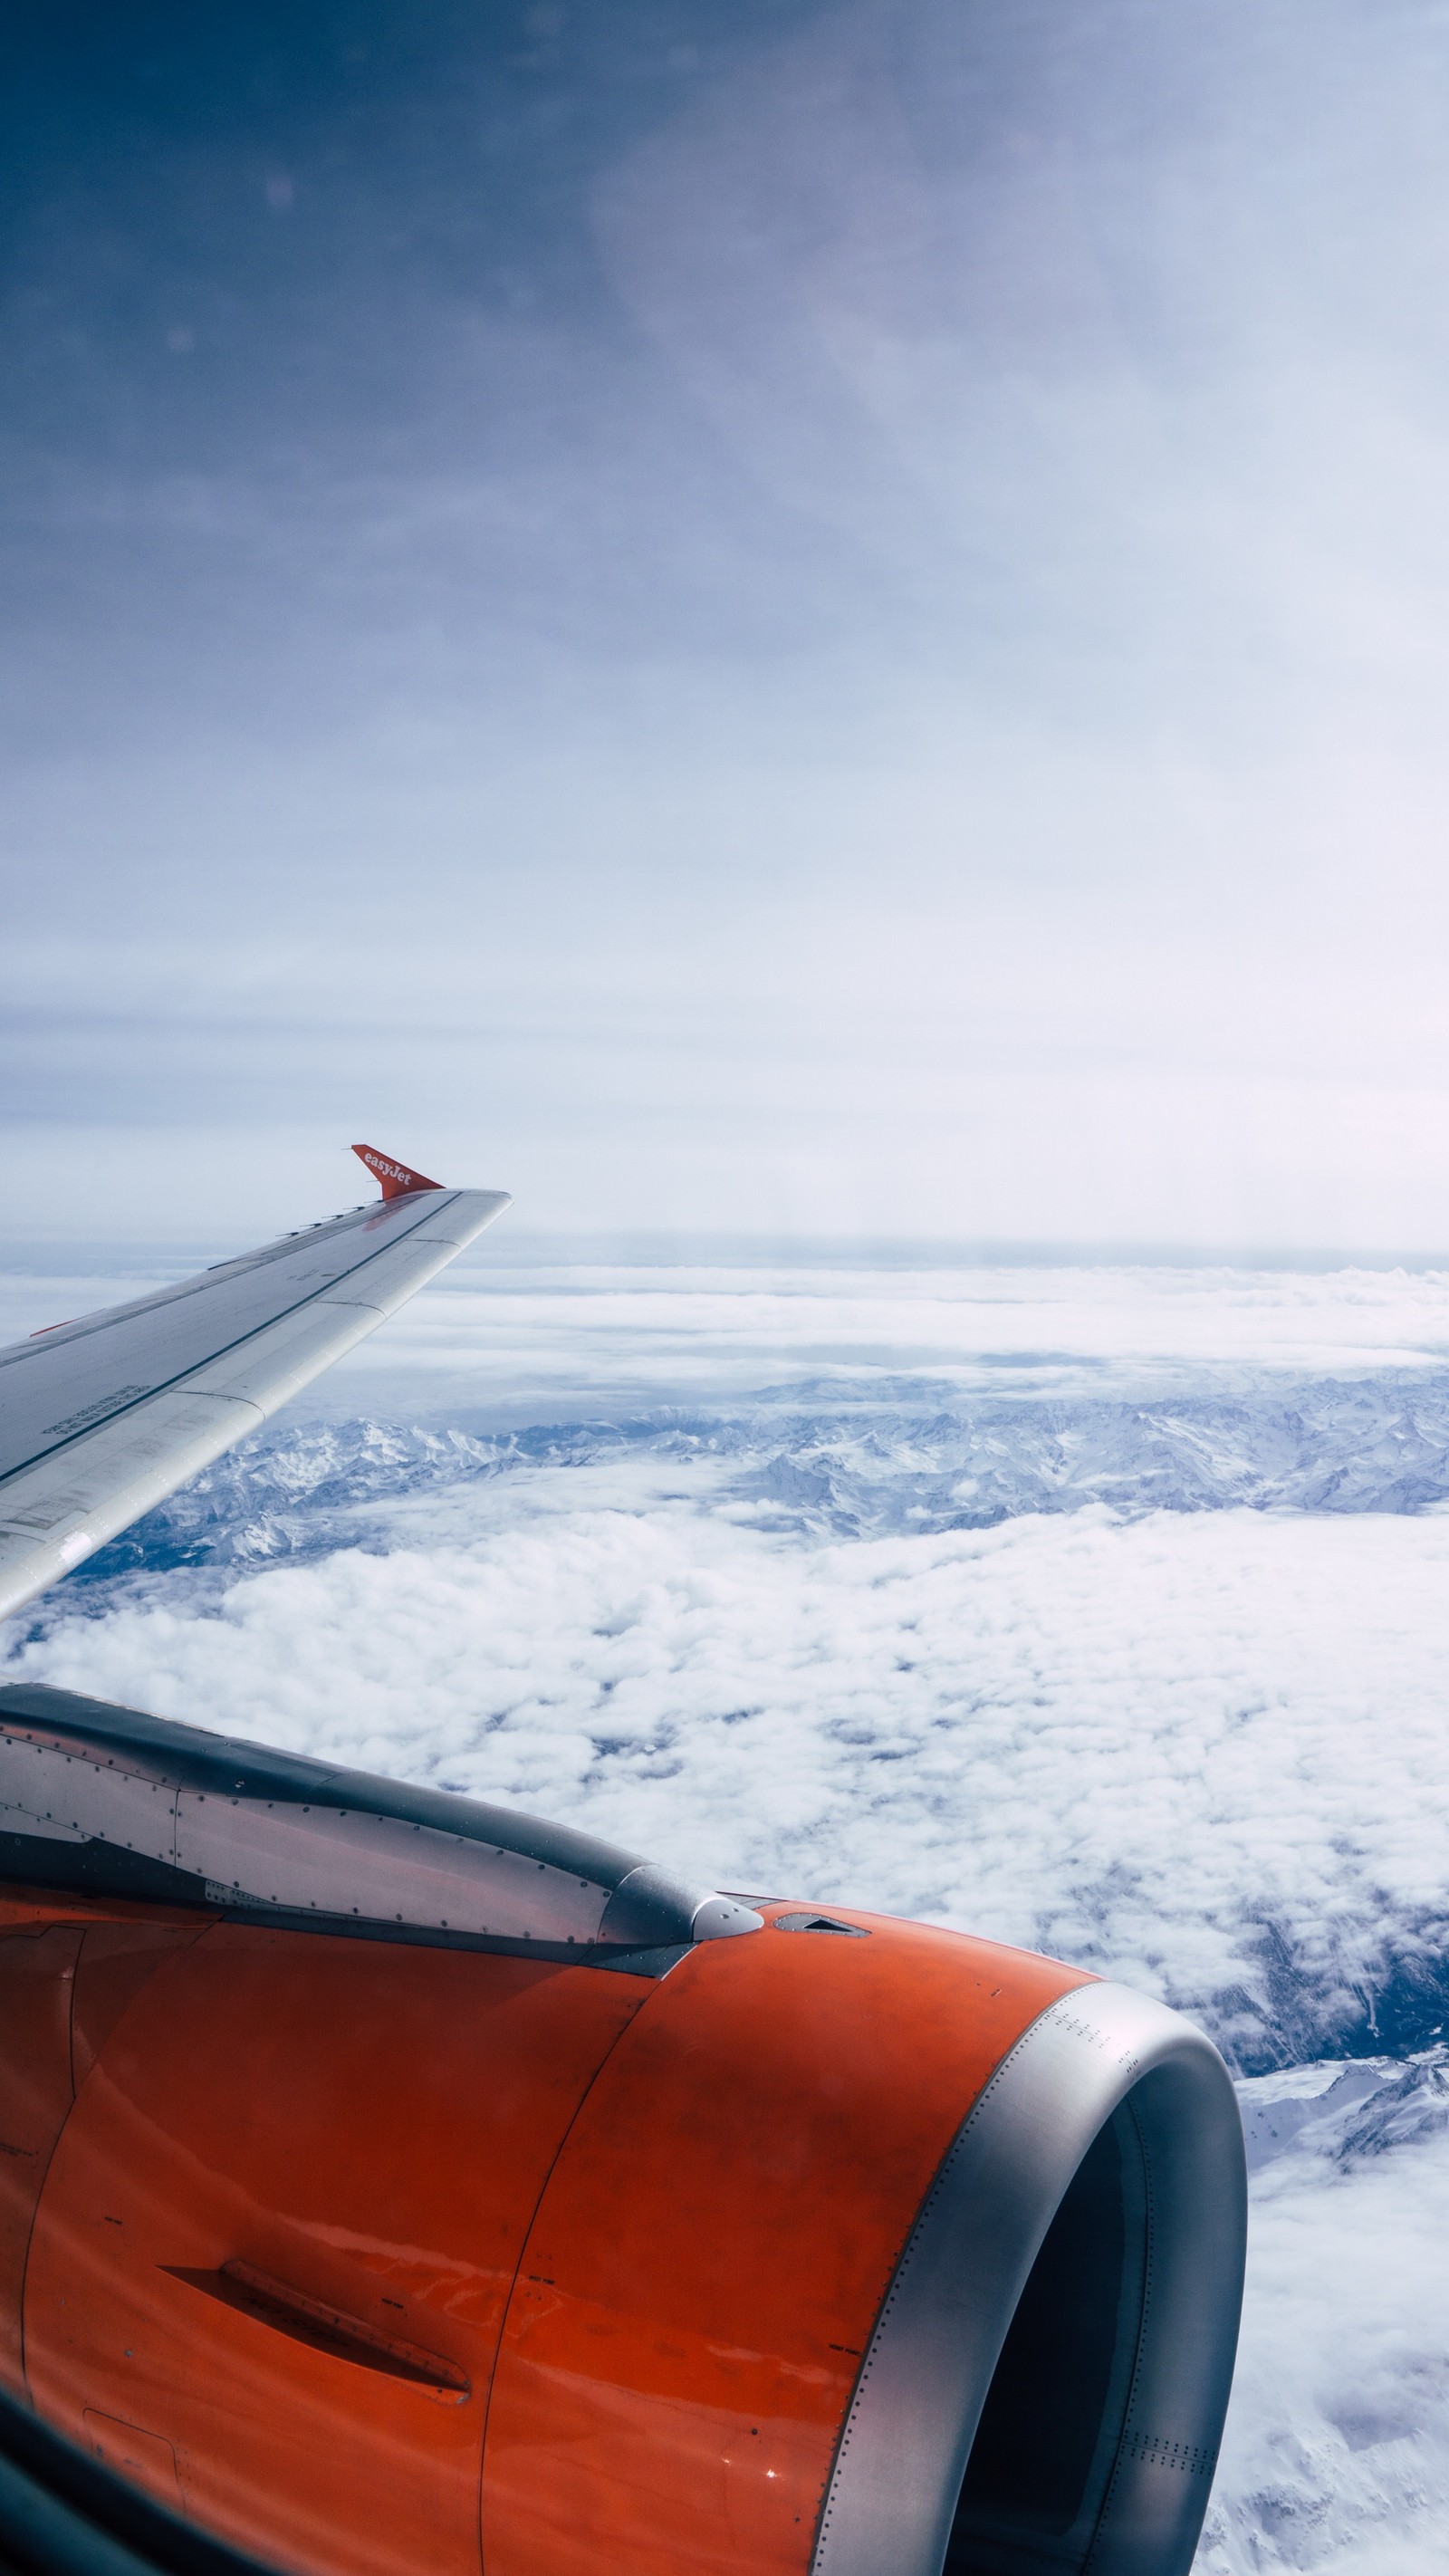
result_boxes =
[350,1143,443,1200]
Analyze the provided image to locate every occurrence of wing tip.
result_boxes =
[350,1143,444,1200]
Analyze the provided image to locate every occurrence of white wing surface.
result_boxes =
[0,1158,509,1623]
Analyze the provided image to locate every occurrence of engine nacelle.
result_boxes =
[0,1683,1245,2576]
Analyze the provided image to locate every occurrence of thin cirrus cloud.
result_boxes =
[7,0,1449,1242]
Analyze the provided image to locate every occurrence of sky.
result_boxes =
[8,0,1449,1247]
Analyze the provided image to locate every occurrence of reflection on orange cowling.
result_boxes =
[483,1908,1085,2576]
[2,1889,1089,2576]
[21,1921,648,2576]
[0,1922,84,2397]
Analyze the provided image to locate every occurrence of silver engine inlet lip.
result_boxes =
[811,1981,1247,2576]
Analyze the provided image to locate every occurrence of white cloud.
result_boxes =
[16,1247,1449,1408]
[1206,2070,1449,2572]
[299,1251,1449,1417]
[12,1478,1449,2067]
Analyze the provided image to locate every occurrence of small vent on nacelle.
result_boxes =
[772,1912,870,1937]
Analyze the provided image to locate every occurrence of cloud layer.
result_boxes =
[7,1247,1449,2565]
[1207,2062,1449,2573]
[9,1245,1449,2078]
[14,1444,1449,2071]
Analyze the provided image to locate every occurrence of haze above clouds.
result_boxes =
[9,0,1449,1241]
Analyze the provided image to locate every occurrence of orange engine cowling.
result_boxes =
[0,1682,1245,2576]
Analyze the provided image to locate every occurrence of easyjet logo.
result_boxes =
[350,1142,441,1197]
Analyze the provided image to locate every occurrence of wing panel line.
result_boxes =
[0,1192,470,1493]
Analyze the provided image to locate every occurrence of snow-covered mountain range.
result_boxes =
[55,1362,1449,1582]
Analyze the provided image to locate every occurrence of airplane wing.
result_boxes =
[0,1146,509,1625]
[0,1144,1247,2576]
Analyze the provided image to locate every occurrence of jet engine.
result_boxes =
[0,1680,1245,2576]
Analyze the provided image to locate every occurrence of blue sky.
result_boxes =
[9,0,1449,1246]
